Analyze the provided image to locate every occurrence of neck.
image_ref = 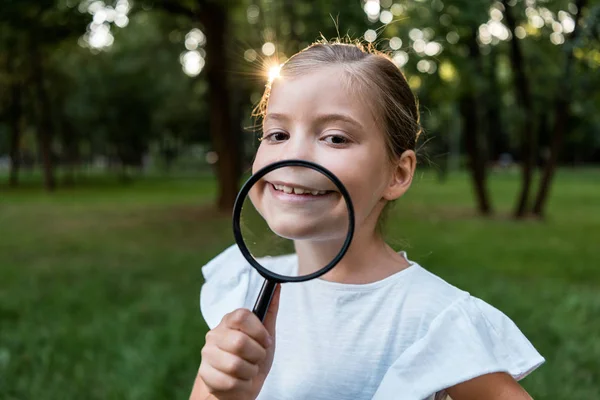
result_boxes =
[295,225,410,284]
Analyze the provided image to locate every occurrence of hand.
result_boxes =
[197,284,281,400]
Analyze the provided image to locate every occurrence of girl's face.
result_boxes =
[250,65,411,243]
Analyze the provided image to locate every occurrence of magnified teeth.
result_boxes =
[272,183,328,195]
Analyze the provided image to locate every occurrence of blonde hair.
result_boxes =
[254,38,421,159]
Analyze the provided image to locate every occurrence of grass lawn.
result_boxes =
[0,169,598,399]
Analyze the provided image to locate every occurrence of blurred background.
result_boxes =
[0,0,599,399]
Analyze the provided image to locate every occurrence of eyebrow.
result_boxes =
[265,112,364,130]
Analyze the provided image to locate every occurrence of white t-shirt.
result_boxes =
[200,245,545,400]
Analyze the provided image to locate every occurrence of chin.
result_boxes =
[267,216,347,242]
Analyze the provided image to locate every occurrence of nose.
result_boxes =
[275,131,314,162]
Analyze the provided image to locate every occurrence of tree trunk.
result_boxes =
[7,58,22,188]
[502,0,535,218]
[153,0,242,211]
[30,44,56,191]
[486,47,507,161]
[61,120,78,186]
[460,96,492,215]
[200,2,241,212]
[8,99,22,187]
[461,30,492,215]
[532,0,587,217]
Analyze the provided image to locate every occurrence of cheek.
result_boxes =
[252,142,283,174]
[252,145,266,174]
[332,160,391,222]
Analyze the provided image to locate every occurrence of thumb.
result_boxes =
[263,283,281,338]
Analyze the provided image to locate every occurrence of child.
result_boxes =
[190,40,544,400]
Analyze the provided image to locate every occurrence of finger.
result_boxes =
[199,362,252,394]
[224,308,272,349]
[216,329,267,364]
[263,283,281,337]
[203,345,259,380]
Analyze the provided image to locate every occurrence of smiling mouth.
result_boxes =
[268,182,333,196]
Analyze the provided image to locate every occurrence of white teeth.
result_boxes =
[273,183,327,195]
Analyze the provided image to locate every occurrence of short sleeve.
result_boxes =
[372,295,545,400]
[199,244,263,328]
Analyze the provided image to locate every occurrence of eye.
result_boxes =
[261,131,289,143]
[322,134,350,146]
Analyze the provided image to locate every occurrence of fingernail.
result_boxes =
[266,336,273,347]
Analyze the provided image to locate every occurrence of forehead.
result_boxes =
[266,66,373,122]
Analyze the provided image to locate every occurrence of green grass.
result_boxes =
[0,169,599,399]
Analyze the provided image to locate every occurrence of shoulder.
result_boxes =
[371,258,545,400]
[402,261,542,369]
[392,259,472,331]
[402,260,470,308]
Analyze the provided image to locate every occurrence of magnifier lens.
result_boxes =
[239,165,350,279]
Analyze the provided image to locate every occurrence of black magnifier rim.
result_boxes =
[232,159,355,283]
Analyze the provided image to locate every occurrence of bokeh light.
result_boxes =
[409,28,423,41]
[364,29,377,43]
[380,10,393,24]
[80,0,130,49]
[114,14,128,28]
[182,50,205,77]
[408,75,421,89]
[262,42,276,56]
[559,11,576,33]
[247,5,260,24]
[446,31,459,44]
[392,51,409,68]
[390,3,404,16]
[417,59,437,74]
[413,39,426,54]
[515,26,527,39]
[205,151,219,165]
[490,8,503,21]
[244,49,258,62]
[424,42,443,56]
[389,37,402,50]
[550,32,565,45]
[364,0,381,21]
[440,14,452,26]
[178,28,207,76]
[439,61,457,82]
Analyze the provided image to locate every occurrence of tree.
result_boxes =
[502,0,536,218]
[532,0,591,217]
[461,26,494,215]
[147,0,242,212]
[53,8,209,181]
[3,37,24,187]
[0,0,88,190]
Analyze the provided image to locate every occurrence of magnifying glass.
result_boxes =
[232,159,355,322]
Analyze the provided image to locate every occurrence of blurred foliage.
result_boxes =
[0,0,599,201]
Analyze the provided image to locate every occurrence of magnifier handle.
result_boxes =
[253,279,278,323]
